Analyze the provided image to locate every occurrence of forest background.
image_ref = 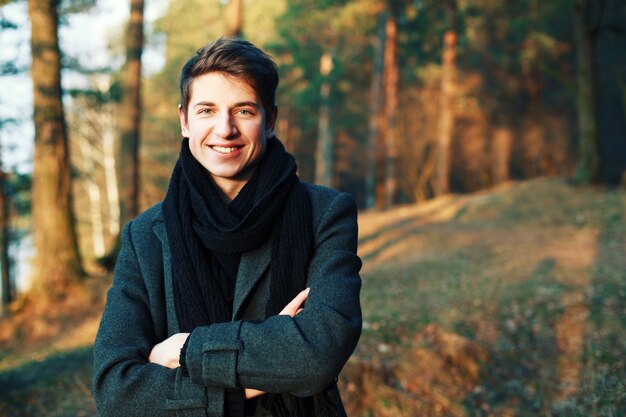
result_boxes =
[0,0,625,416]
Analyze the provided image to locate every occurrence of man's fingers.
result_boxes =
[244,388,265,399]
[279,287,310,316]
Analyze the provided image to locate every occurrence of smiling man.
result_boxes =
[93,37,362,417]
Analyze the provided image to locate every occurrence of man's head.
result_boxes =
[177,38,280,200]
[179,37,279,122]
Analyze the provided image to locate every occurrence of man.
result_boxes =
[93,37,362,417]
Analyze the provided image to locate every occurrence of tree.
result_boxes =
[435,0,458,196]
[28,0,83,292]
[118,0,144,230]
[314,52,335,188]
[382,5,399,208]
[223,0,243,37]
[572,0,599,184]
[0,141,10,316]
[592,0,626,185]
[0,9,19,315]
[365,12,386,208]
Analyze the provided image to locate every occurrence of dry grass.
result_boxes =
[343,178,626,417]
[0,277,107,417]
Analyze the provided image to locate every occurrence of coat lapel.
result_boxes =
[232,239,271,320]
[152,219,181,334]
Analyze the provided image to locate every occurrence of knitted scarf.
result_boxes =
[163,137,336,417]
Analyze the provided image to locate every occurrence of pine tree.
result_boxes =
[28,0,83,292]
[118,0,144,229]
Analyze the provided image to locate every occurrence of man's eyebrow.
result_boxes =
[192,101,259,108]
[234,101,259,108]
[192,101,215,108]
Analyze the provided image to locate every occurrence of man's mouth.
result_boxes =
[211,145,241,154]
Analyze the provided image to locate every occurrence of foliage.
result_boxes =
[58,0,97,15]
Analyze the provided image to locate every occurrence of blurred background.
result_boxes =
[0,0,625,416]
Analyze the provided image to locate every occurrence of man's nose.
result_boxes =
[214,112,238,138]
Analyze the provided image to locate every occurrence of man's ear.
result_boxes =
[266,106,278,136]
[178,104,190,137]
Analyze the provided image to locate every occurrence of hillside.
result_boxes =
[1,178,625,416]
[342,178,626,416]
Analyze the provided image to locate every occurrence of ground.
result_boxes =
[1,178,625,416]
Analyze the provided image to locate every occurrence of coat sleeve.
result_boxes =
[184,191,362,397]
[93,220,223,417]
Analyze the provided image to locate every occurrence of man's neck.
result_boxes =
[212,178,247,204]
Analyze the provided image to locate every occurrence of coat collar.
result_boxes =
[152,205,271,324]
[232,240,271,319]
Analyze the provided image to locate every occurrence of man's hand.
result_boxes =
[279,287,310,317]
[244,287,310,399]
[148,332,189,369]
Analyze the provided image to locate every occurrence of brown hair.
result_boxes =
[179,37,279,121]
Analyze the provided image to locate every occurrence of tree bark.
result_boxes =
[382,9,399,209]
[0,153,10,316]
[435,2,457,196]
[490,126,513,185]
[593,0,626,185]
[314,52,334,188]
[224,0,243,37]
[103,111,120,239]
[365,13,386,209]
[118,0,144,229]
[78,135,106,258]
[573,0,600,184]
[28,0,83,292]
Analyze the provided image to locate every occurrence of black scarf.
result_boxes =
[163,137,336,416]
[163,136,312,328]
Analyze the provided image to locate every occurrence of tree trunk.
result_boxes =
[365,13,386,209]
[103,111,120,239]
[224,0,243,37]
[516,0,548,178]
[593,0,626,185]
[314,52,334,188]
[118,0,144,229]
[0,153,10,316]
[490,126,513,185]
[28,0,83,292]
[78,135,106,258]
[572,0,599,184]
[383,10,399,209]
[435,2,458,196]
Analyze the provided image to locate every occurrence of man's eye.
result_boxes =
[198,108,213,114]
[237,109,254,116]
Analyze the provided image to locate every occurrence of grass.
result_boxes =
[0,279,106,416]
[0,347,95,417]
[1,178,625,416]
[348,178,626,416]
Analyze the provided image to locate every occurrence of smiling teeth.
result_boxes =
[212,146,238,154]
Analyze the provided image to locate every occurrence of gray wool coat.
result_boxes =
[92,183,362,417]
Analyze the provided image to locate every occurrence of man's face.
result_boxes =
[178,72,276,196]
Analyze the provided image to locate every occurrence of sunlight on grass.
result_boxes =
[346,179,626,416]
